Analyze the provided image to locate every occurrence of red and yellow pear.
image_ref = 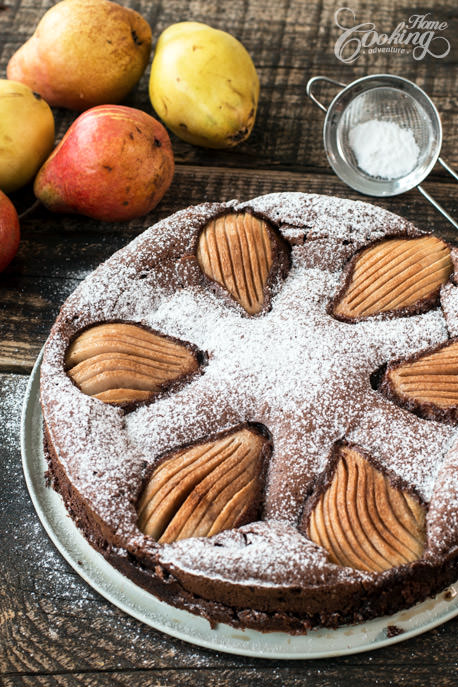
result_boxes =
[7,0,152,111]
[0,191,20,272]
[34,105,175,222]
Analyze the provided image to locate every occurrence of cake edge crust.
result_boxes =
[43,423,458,634]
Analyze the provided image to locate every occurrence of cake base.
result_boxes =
[43,395,458,635]
[22,352,458,656]
[36,194,458,640]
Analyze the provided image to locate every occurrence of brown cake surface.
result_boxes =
[40,193,458,633]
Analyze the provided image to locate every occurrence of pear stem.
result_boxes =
[19,199,41,220]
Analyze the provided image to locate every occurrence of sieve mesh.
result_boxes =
[322,75,442,197]
[337,87,434,182]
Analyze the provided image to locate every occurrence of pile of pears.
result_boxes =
[0,0,260,270]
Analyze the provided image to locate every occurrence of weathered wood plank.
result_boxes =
[3,657,458,685]
[5,165,458,280]
[0,277,80,372]
[1,166,457,373]
[1,0,456,174]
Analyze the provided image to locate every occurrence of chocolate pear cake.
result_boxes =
[40,193,458,634]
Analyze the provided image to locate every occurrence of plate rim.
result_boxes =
[20,349,458,660]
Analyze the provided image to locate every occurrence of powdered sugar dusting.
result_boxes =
[441,281,458,337]
[160,521,373,586]
[127,257,451,522]
[427,445,458,557]
[40,192,458,588]
[243,192,416,247]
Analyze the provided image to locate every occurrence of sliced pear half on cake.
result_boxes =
[197,212,288,315]
[137,426,269,543]
[305,444,425,573]
[66,322,200,405]
[381,339,458,423]
[332,236,452,321]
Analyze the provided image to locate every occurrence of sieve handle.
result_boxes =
[306,76,347,113]
[438,157,458,183]
[417,184,458,231]
[307,76,458,230]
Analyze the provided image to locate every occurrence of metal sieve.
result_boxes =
[307,74,457,230]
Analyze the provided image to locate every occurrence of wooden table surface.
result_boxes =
[1,0,458,684]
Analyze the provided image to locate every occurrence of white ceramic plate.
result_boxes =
[21,350,458,659]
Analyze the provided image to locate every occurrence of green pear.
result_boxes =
[0,80,54,193]
[149,22,259,148]
[7,0,152,111]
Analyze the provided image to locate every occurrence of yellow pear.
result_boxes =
[149,22,259,148]
[7,0,152,111]
[0,80,54,193]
